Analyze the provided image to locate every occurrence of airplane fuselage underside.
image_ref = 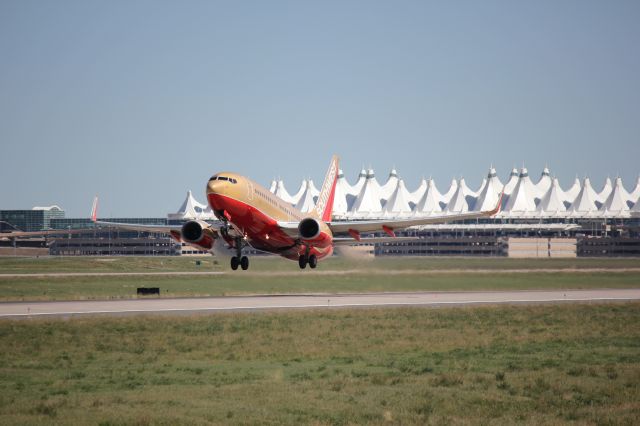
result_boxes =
[207,193,333,261]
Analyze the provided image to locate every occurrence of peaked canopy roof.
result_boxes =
[169,190,215,220]
[383,179,412,216]
[474,168,503,212]
[600,177,630,213]
[414,179,443,216]
[265,166,636,219]
[294,179,319,213]
[537,178,567,215]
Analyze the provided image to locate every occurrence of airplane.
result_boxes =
[4,155,502,270]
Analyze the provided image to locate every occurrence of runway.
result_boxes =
[1,289,639,318]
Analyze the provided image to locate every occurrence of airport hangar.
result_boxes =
[1,166,640,258]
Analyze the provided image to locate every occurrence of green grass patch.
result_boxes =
[0,303,639,424]
[1,255,639,274]
[0,271,639,301]
[0,256,639,301]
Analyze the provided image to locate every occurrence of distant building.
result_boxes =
[0,206,65,232]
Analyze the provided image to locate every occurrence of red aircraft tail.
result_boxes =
[313,155,339,222]
[90,196,99,222]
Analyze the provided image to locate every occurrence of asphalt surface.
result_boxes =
[1,289,639,318]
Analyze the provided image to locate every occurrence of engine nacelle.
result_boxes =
[298,217,321,241]
[181,220,217,251]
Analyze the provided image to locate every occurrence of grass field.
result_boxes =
[0,256,639,301]
[0,303,639,424]
[1,255,639,274]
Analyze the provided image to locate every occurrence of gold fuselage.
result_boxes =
[206,172,333,258]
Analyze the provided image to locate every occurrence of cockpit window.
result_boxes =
[209,176,237,184]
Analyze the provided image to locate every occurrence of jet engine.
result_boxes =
[298,217,321,240]
[180,220,218,251]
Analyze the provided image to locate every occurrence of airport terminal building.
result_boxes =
[2,166,640,257]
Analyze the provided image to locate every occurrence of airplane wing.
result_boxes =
[327,194,503,237]
[0,222,182,239]
[333,236,416,245]
[0,228,96,238]
[274,222,417,245]
[88,196,184,235]
[275,193,502,242]
[92,220,182,234]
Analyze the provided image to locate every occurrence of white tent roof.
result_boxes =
[413,179,443,216]
[350,169,383,216]
[600,177,630,215]
[460,177,483,198]
[518,168,539,202]
[273,180,295,204]
[503,168,520,195]
[629,176,640,202]
[631,194,640,213]
[408,178,428,205]
[294,179,319,213]
[442,178,458,205]
[169,190,211,220]
[474,168,503,212]
[502,169,537,214]
[383,179,412,216]
[289,179,308,205]
[595,177,613,204]
[446,179,470,213]
[569,177,599,216]
[537,178,567,215]
[535,167,552,198]
[350,169,368,196]
[332,170,352,216]
[379,169,399,200]
[564,177,581,203]
[266,166,637,220]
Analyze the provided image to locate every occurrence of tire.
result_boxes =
[240,256,249,270]
[298,256,307,269]
[309,254,317,269]
[230,256,239,270]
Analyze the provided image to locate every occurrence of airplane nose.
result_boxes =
[207,179,223,195]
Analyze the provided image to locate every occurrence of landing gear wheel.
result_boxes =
[230,256,239,270]
[309,254,317,269]
[240,256,249,270]
[298,255,308,269]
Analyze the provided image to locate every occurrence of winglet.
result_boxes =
[90,196,99,222]
[313,155,340,222]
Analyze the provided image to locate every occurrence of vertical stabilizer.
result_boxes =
[313,155,340,222]
[90,196,99,222]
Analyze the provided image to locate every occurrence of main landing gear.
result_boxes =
[230,237,249,271]
[230,255,249,271]
[298,254,317,269]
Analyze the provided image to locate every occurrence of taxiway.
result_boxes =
[1,288,639,318]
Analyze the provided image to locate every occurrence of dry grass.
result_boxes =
[0,303,639,424]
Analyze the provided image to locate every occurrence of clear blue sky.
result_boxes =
[1,0,639,217]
